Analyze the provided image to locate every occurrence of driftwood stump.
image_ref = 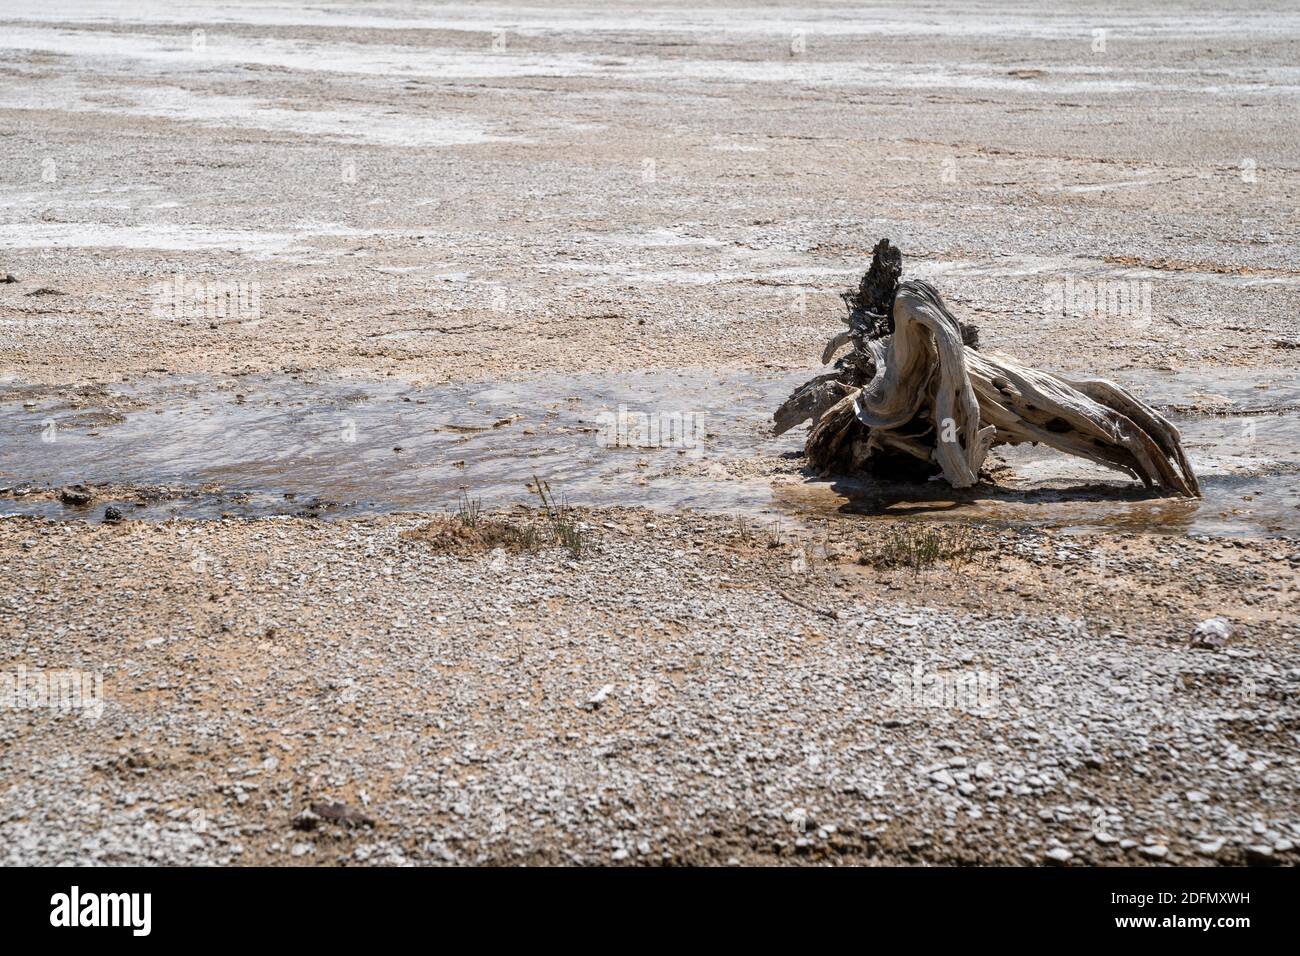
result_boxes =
[776,239,1200,498]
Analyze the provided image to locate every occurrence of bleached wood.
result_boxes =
[786,277,1199,498]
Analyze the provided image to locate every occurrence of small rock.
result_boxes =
[291,808,320,831]
[296,801,374,830]
[59,484,94,506]
[1139,844,1168,859]
[103,505,124,522]
[1044,847,1073,864]
[1191,618,1231,649]
[1245,845,1275,865]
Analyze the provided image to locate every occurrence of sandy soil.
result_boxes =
[1,1,1298,865]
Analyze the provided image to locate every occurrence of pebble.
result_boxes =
[583,684,615,710]
[1191,618,1231,649]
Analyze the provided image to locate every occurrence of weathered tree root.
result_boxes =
[777,240,1200,498]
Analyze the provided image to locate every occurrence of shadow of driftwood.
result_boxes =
[798,467,1176,519]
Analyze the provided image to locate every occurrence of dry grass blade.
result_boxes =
[859,522,984,573]
[403,478,585,557]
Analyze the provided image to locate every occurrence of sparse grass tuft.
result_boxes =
[403,478,584,558]
[860,522,983,573]
[530,475,584,557]
[456,491,483,528]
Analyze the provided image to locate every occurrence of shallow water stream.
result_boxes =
[1,367,1297,537]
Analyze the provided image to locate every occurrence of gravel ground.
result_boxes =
[1,1,1299,866]
[2,511,1297,865]
[2,1,1299,384]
